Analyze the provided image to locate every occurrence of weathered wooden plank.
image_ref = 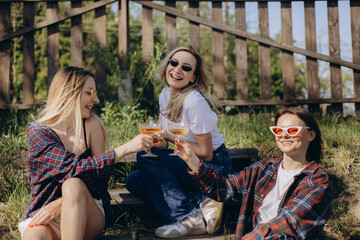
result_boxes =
[166,0,176,53]
[142,5,154,102]
[304,1,319,113]
[0,2,10,105]
[47,1,59,87]
[235,2,248,101]
[327,0,343,116]
[94,0,107,85]
[351,1,360,120]
[220,98,360,106]
[134,1,360,71]
[258,2,271,101]
[0,0,116,43]
[142,5,153,63]
[212,1,225,100]
[188,1,200,53]
[71,1,82,67]
[118,0,129,68]
[23,2,35,105]
[281,1,295,101]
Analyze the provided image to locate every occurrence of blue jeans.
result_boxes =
[125,144,233,224]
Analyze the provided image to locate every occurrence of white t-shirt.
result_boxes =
[255,162,304,225]
[159,87,225,150]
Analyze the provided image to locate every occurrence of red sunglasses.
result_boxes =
[269,126,310,137]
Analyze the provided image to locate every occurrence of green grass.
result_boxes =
[1,106,360,239]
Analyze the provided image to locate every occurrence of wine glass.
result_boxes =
[139,122,161,157]
[167,122,189,156]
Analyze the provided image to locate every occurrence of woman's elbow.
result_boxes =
[200,152,213,162]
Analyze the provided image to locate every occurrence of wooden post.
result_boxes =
[94,0,107,86]
[188,1,200,53]
[0,2,11,106]
[166,0,176,53]
[118,0,129,69]
[258,2,271,101]
[327,0,343,116]
[23,2,35,105]
[71,1,83,68]
[235,2,248,101]
[47,1,59,87]
[281,1,295,103]
[305,1,320,114]
[350,0,360,120]
[212,1,225,100]
[142,5,154,102]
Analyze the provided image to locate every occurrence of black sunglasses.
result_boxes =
[168,59,193,72]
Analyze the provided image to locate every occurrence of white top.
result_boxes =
[159,87,225,150]
[255,162,304,225]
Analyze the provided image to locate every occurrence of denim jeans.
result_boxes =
[125,144,233,224]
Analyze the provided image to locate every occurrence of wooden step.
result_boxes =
[97,232,235,240]
[109,188,145,205]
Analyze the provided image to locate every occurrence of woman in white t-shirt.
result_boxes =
[125,46,233,238]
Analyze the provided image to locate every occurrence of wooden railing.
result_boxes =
[0,0,359,119]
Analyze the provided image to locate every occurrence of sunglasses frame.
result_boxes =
[168,59,193,72]
[269,126,310,137]
[82,88,97,99]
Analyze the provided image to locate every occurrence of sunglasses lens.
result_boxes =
[287,127,300,136]
[182,65,192,72]
[272,127,283,136]
[169,59,179,67]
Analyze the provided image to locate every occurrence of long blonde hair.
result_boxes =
[37,66,109,154]
[159,46,221,122]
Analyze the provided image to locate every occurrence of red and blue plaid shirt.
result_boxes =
[22,122,116,227]
[192,157,332,239]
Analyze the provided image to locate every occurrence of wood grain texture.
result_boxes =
[235,2,248,101]
[23,2,35,105]
[0,2,10,105]
[212,1,225,100]
[94,0,107,85]
[188,1,200,53]
[327,0,343,115]
[166,1,176,53]
[47,1,59,87]
[351,1,360,120]
[71,1,82,67]
[118,0,129,69]
[258,2,271,100]
[281,1,295,101]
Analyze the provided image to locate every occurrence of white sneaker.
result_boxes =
[155,210,206,238]
[200,197,224,235]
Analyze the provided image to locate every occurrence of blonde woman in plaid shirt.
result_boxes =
[18,67,153,240]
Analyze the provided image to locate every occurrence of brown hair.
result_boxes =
[275,107,323,163]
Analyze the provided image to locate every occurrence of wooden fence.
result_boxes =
[0,0,359,119]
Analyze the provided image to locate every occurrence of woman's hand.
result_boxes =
[115,134,153,162]
[28,198,62,227]
[153,129,168,150]
[175,138,201,172]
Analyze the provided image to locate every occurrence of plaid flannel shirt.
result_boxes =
[22,122,116,227]
[192,157,332,239]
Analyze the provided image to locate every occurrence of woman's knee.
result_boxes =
[61,178,88,200]
[125,170,141,193]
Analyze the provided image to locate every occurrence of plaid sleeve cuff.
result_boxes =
[188,161,209,179]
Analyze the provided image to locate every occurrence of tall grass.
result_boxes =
[0,107,359,239]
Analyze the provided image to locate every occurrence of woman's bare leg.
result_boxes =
[60,178,105,240]
[23,225,59,240]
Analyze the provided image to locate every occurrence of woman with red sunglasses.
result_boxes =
[175,107,332,239]
[125,46,233,238]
